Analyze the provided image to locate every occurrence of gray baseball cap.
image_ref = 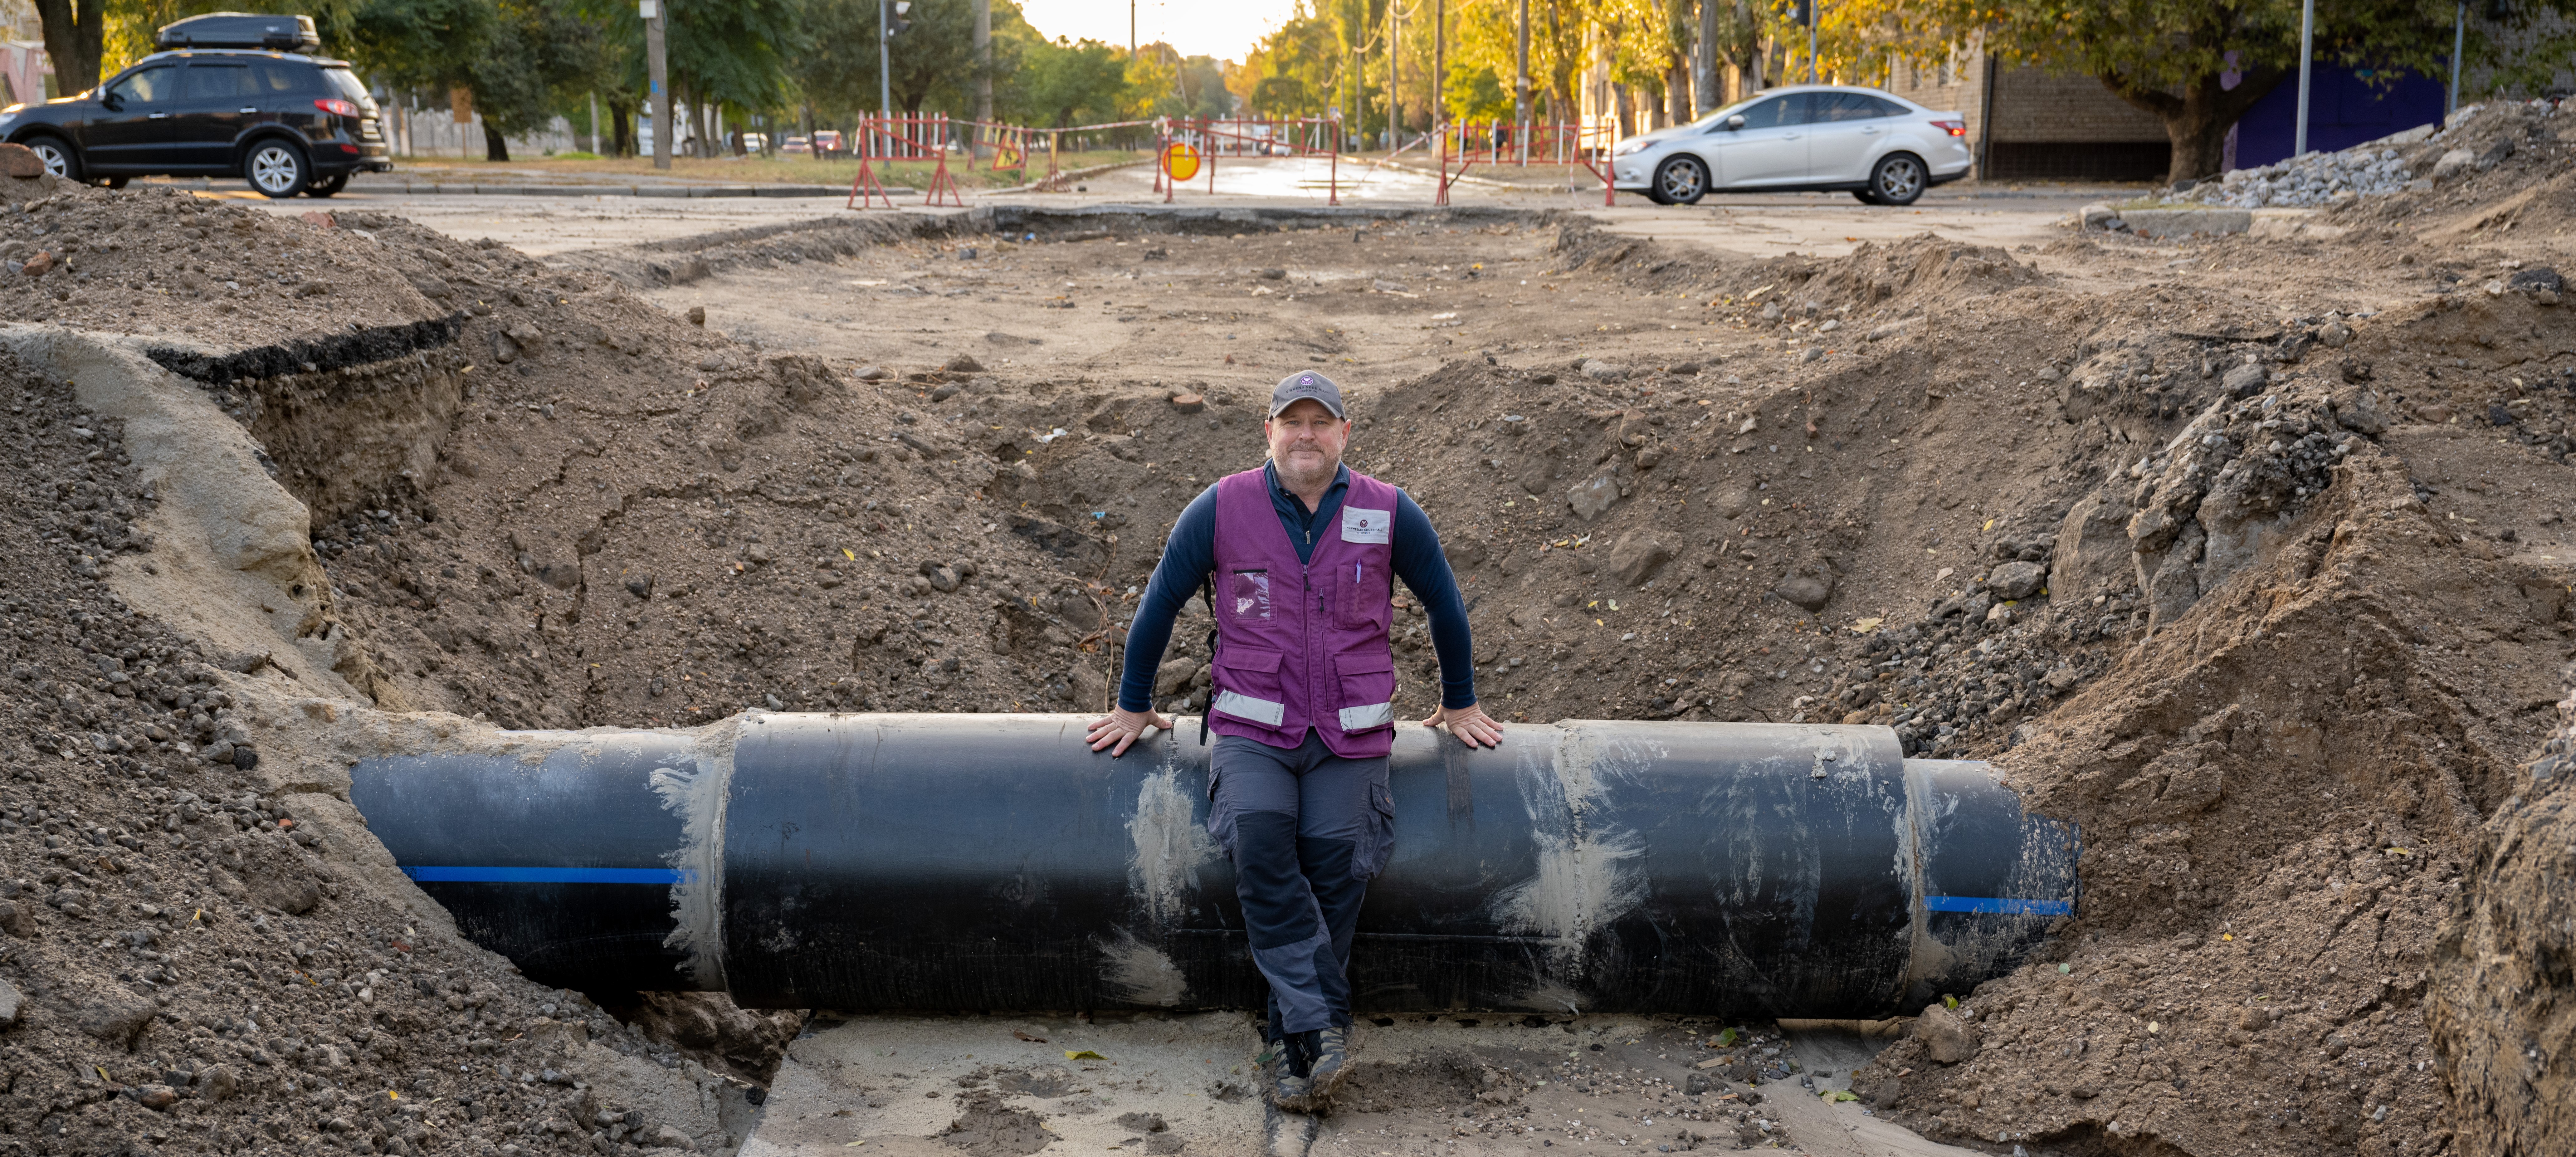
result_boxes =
[1268,369,1346,418]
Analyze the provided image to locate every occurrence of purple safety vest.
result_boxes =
[1206,466,1401,759]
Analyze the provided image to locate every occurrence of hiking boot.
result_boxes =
[1266,1036,1316,1113]
[1270,1068,1314,1113]
[1305,1025,1354,1105]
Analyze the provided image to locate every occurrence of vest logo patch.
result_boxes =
[1340,506,1391,544]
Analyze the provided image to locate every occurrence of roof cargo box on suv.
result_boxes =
[155,12,321,53]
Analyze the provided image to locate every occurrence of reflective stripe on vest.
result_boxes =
[1337,701,1395,731]
[1213,689,1287,727]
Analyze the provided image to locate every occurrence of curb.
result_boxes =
[367,181,877,198]
[147,176,887,198]
[1353,155,1586,192]
[996,157,1155,193]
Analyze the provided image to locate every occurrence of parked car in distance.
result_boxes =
[813,129,845,157]
[781,134,811,155]
[0,12,390,198]
[1608,85,1971,206]
[737,132,766,154]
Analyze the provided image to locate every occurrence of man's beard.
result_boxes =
[1274,447,1339,491]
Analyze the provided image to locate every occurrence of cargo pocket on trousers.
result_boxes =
[1205,769,1240,856]
[1354,774,1395,881]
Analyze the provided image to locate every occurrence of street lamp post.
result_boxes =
[2293,0,2315,156]
[642,0,668,170]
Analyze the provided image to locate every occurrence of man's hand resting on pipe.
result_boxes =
[1086,705,1176,757]
[1421,702,1504,749]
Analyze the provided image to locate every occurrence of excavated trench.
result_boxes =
[4,147,2576,1153]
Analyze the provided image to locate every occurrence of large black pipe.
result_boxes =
[350,715,2077,1018]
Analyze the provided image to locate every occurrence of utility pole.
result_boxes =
[1516,0,1531,140]
[1129,0,1135,58]
[1434,0,1446,139]
[1389,0,1401,155]
[1694,0,1716,115]
[1806,0,1817,84]
[879,0,893,118]
[2293,0,2314,155]
[2448,1,2464,117]
[643,0,668,170]
[973,0,991,158]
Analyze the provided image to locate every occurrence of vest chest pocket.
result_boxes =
[1211,646,1288,728]
[1331,651,1397,734]
[1333,558,1389,629]
[1226,569,1273,622]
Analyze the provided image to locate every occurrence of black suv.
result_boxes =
[0,13,391,198]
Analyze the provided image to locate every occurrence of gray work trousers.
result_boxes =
[1206,731,1394,1037]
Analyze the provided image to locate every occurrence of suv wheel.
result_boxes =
[1868,153,1926,206]
[22,135,80,182]
[305,173,349,198]
[246,139,310,199]
[1653,155,1710,206]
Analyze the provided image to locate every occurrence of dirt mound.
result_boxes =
[0,343,787,1155]
[1548,221,2043,312]
[2429,684,2576,1157]
[2342,99,2576,238]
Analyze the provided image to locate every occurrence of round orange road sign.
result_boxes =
[1162,141,1202,182]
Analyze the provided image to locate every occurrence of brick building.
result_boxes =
[1,0,44,108]
[1883,46,2174,181]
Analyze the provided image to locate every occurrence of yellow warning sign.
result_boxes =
[1161,141,1201,182]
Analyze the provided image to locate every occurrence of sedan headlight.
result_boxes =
[1612,137,1655,157]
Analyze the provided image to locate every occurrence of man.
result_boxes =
[1086,370,1500,1112]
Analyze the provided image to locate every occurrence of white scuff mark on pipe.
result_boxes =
[1096,929,1188,1006]
[1490,724,1648,978]
[1126,743,1219,930]
[656,717,740,990]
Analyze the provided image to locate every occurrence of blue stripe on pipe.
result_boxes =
[1923,896,2073,916]
[400,866,685,885]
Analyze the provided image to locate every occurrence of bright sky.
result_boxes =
[1018,0,1301,61]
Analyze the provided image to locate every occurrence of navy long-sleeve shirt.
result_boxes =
[1119,461,1477,713]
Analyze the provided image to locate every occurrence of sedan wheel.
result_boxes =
[1869,153,1926,206]
[247,141,309,199]
[1654,155,1710,206]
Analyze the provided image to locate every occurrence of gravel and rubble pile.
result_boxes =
[2336,98,2576,237]
[2180,146,2417,208]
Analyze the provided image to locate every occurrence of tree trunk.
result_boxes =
[482,122,510,162]
[613,106,634,157]
[1667,61,1688,126]
[31,0,105,95]
[2096,66,2285,185]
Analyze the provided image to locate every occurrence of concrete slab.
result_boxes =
[2115,207,2253,239]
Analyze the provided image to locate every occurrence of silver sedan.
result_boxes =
[1610,85,1974,206]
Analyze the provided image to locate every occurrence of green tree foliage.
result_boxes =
[342,0,619,160]
[1441,63,1507,120]
[1247,73,1320,117]
[785,0,881,120]
[1004,34,1130,127]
